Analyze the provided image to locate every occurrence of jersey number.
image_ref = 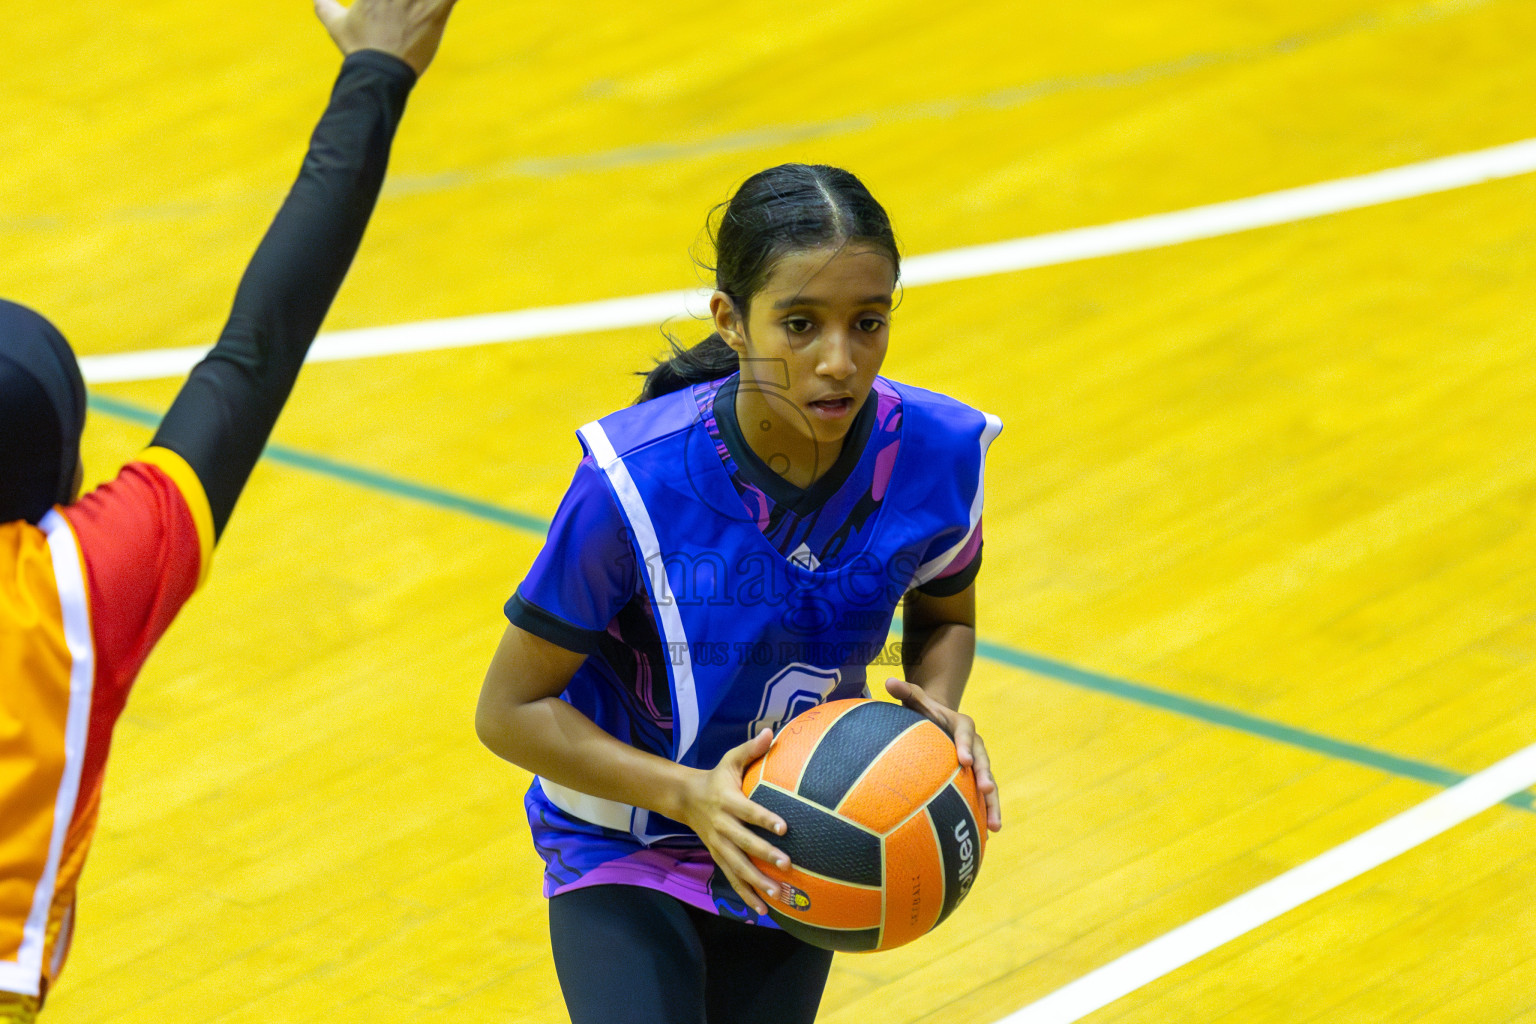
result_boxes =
[750,663,843,737]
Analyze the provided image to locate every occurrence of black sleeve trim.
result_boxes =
[150,51,416,539]
[914,542,982,598]
[505,592,606,655]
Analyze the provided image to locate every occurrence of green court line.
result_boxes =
[87,391,1534,813]
[976,640,1534,812]
[88,393,550,535]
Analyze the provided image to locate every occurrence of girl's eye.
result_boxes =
[859,317,887,333]
[785,318,815,334]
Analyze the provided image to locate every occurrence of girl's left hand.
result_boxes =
[884,677,1002,832]
[675,728,791,917]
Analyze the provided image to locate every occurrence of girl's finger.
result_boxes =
[730,820,791,871]
[717,849,775,914]
[969,731,989,770]
[740,858,784,901]
[887,677,962,736]
[733,791,787,837]
[970,735,1002,831]
[728,873,769,916]
[951,714,976,766]
[723,728,774,773]
[982,785,1002,831]
[886,676,935,715]
[745,727,774,758]
[314,0,346,38]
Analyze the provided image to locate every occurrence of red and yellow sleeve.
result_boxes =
[62,447,213,724]
[131,447,216,589]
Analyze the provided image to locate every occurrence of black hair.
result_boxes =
[1,300,85,524]
[638,164,899,402]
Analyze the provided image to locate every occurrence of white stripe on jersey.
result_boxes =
[534,420,700,845]
[911,412,1003,590]
[0,512,94,997]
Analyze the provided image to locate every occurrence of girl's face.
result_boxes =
[713,243,895,474]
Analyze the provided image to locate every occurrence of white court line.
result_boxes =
[997,739,1536,1024]
[79,135,1536,384]
[78,288,714,385]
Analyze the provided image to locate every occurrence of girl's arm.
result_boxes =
[890,581,1002,831]
[900,582,977,708]
[475,623,792,915]
[149,0,458,541]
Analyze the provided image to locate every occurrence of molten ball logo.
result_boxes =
[953,819,977,900]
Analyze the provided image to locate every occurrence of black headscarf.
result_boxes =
[1,300,85,524]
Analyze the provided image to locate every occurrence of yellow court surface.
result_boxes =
[5,0,1536,1021]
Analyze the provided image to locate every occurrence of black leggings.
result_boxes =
[549,885,834,1024]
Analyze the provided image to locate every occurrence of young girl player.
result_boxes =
[476,163,1003,1024]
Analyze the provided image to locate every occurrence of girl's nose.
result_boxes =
[818,332,855,379]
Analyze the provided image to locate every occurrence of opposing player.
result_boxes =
[476,164,1003,1024]
[0,1,458,1018]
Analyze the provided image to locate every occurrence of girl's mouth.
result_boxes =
[808,396,855,419]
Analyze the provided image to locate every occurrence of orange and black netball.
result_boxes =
[741,698,987,952]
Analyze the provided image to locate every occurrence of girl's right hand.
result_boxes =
[677,729,792,917]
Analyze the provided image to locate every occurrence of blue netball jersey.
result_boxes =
[506,374,1001,923]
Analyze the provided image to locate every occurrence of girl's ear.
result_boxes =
[710,291,747,354]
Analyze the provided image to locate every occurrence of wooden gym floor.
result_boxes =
[4,0,1535,1020]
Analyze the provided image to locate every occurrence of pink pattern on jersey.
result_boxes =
[694,377,773,530]
[550,847,720,914]
[872,440,900,502]
[931,518,984,581]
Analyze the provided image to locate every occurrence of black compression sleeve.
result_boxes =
[150,50,416,538]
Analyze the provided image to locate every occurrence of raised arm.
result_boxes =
[149,0,458,539]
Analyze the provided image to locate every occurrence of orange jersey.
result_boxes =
[0,448,213,999]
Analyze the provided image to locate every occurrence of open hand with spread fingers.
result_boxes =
[885,676,1002,832]
[675,728,793,917]
[315,0,460,76]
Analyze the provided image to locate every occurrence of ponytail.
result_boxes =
[636,332,737,403]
